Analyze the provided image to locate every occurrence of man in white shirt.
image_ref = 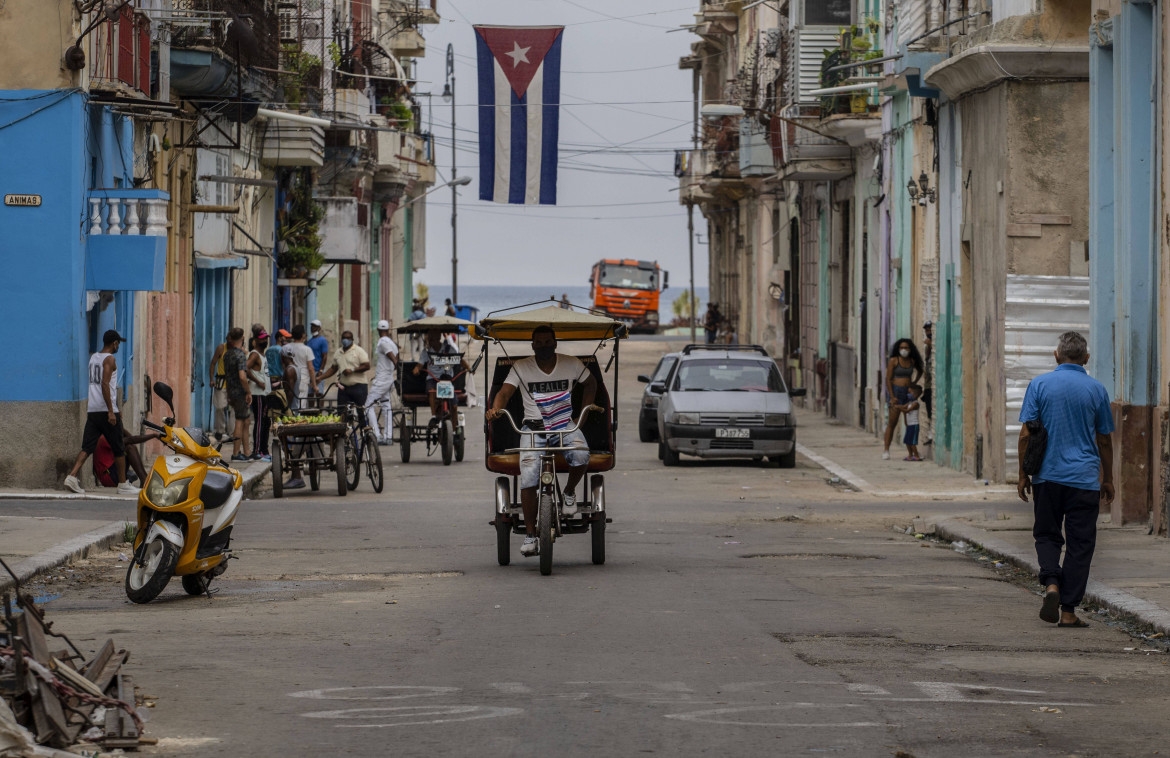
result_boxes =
[366,320,399,444]
[64,330,139,495]
[282,324,317,407]
[486,326,599,557]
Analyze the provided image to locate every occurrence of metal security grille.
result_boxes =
[711,440,755,450]
[700,414,766,426]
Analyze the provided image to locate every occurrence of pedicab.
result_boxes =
[471,303,628,575]
[396,315,477,465]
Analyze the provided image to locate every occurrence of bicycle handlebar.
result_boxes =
[490,406,601,436]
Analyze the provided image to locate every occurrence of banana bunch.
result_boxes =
[275,414,342,425]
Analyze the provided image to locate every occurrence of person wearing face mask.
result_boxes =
[318,330,371,425]
[64,330,138,495]
[246,332,272,461]
[486,326,600,558]
[882,338,924,460]
[413,330,469,417]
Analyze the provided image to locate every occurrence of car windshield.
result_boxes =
[673,359,785,393]
[598,264,657,291]
[651,356,677,383]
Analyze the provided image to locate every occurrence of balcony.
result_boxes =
[693,1,737,40]
[375,130,437,187]
[261,122,324,167]
[386,27,426,58]
[85,5,155,100]
[85,190,169,291]
[170,0,279,71]
[676,149,714,206]
[318,197,371,264]
[776,105,852,182]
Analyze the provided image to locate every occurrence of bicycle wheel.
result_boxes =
[345,435,361,492]
[538,492,554,576]
[270,446,283,499]
[364,428,384,493]
[454,428,465,462]
[440,420,454,466]
[400,427,411,462]
[334,438,348,496]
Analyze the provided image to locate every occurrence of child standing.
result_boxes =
[901,384,922,461]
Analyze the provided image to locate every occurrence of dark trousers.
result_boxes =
[922,388,933,419]
[705,328,717,344]
[338,383,369,427]
[1033,481,1099,613]
[251,395,270,455]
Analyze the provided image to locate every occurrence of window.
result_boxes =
[805,0,851,26]
[674,360,785,393]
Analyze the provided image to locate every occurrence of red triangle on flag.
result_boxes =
[475,26,564,99]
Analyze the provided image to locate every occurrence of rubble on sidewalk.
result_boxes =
[0,559,146,753]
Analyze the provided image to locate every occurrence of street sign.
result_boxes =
[4,194,42,207]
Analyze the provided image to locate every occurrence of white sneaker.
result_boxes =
[116,482,140,496]
[881,450,890,460]
[63,475,85,495]
[520,536,539,557]
[563,492,577,515]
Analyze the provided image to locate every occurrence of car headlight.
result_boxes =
[672,412,701,425]
[765,413,794,427]
[145,473,191,507]
[642,395,659,409]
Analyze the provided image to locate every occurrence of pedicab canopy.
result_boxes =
[471,305,630,342]
[396,315,477,333]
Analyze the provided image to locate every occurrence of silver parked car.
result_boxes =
[636,351,680,442]
[655,345,806,467]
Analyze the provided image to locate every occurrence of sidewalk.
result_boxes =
[794,406,1017,499]
[793,407,1170,635]
[0,461,269,592]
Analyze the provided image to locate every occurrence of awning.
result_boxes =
[397,315,476,334]
[471,305,629,342]
[195,252,248,270]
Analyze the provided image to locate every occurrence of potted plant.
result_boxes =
[278,170,325,276]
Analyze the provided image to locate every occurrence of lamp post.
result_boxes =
[441,44,459,304]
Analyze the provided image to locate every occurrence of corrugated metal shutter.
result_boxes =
[796,28,840,103]
[897,0,927,47]
[1003,274,1091,476]
[192,268,233,430]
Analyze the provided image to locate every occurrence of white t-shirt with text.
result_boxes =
[504,355,588,430]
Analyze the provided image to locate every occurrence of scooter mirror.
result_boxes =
[153,382,175,413]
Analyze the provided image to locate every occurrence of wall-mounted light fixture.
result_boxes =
[907,172,936,206]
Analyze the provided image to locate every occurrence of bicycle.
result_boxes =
[342,401,384,493]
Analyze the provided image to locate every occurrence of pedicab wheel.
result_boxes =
[335,439,348,496]
[495,477,511,566]
[270,447,283,498]
[590,475,606,565]
[440,420,454,466]
[365,428,384,493]
[400,429,411,463]
[538,493,554,576]
[125,539,179,604]
[454,429,465,462]
[181,573,208,596]
[345,442,361,492]
[309,460,320,491]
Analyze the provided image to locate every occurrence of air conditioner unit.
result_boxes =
[303,21,323,39]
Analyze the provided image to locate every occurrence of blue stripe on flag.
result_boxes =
[540,34,562,205]
[476,35,496,202]
[508,89,527,205]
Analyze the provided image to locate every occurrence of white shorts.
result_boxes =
[519,426,590,489]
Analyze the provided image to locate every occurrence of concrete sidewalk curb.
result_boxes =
[795,444,1016,499]
[0,521,126,594]
[934,518,1170,636]
[0,463,270,502]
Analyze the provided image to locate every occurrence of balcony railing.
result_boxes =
[171,0,279,71]
[778,104,851,164]
[86,5,153,98]
[88,190,169,236]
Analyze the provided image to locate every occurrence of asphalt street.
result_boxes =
[31,338,1170,757]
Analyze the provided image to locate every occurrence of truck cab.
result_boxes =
[588,259,668,334]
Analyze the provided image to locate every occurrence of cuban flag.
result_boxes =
[474,25,564,205]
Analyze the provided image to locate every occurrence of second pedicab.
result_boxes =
[396,315,478,465]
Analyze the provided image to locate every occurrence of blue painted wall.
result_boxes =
[0,90,138,404]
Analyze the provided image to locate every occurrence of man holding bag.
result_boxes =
[1017,331,1114,628]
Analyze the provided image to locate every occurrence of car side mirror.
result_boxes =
[637,374,651,383]
[650,382,667,394]
[662,271,669,291]
[789,387,807,397]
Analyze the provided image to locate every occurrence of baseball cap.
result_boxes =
[310,319,322,328]
[377,319,390,330]
[277,328,292,338]
[102,329,124,345]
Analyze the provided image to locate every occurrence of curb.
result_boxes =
[794,443,1016,499]
[934,518,1170,636]
[0,521,126,594]
[0,463,270,502]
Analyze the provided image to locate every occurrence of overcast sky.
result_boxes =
[415,0,706,289]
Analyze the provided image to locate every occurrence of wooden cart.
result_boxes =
[269,418,348,498]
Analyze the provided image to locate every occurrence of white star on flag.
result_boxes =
[505,41,531,67]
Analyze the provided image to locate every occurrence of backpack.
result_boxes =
[1021,419,1048,477]
[93,436,117,487]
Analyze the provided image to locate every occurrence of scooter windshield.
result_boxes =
[184,427,210,447]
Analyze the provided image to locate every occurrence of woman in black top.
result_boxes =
[883,338,924,459]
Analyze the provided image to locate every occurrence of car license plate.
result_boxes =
[436,381,455,399]
[716,428,750,439]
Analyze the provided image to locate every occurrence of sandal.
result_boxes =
[1057,617,1089,628]
[1039,590,1060,624]
[903,456,914,461]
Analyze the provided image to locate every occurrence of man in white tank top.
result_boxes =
[64,330,139,496]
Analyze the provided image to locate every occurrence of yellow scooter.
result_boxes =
[125,382,244,603]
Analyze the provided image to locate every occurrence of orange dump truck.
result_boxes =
[588,259,668,334]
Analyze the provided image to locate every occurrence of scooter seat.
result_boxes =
[201,470,235,510]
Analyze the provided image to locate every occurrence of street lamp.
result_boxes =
[442,44,459,304]
[401,175,471,208]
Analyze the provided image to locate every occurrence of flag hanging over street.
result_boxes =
[474,25,564,205]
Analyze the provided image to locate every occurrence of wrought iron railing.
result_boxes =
[170,0,279,71]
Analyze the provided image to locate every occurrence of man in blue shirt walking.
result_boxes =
[307,319,329,374]
[1018,331,1115,628]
